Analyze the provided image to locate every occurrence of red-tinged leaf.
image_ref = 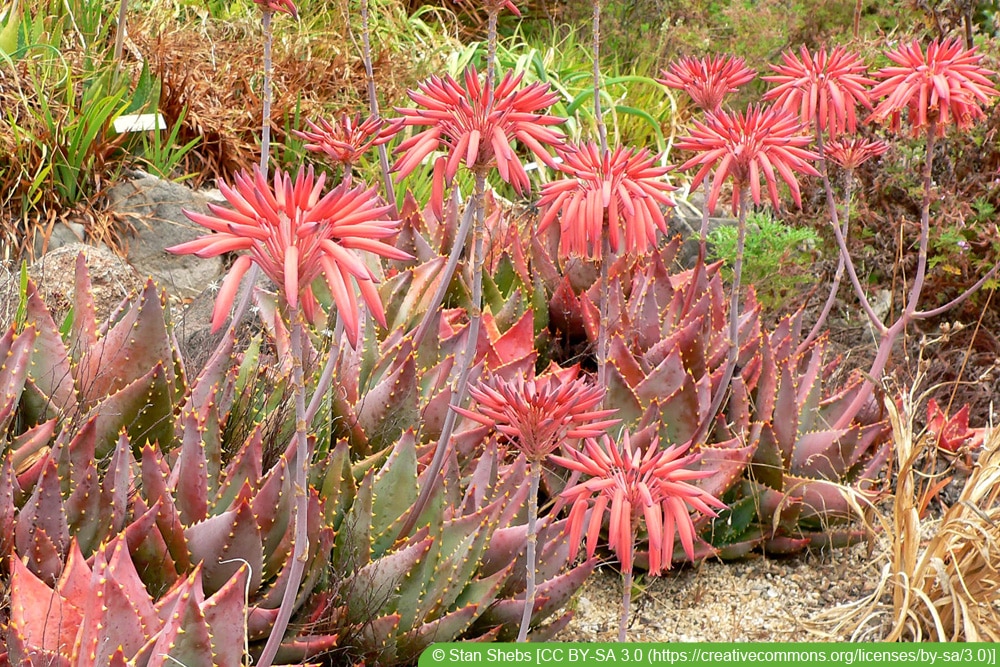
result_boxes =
[761,534,813,554]
[24,282,75,414]
[790,428,853,480]
[90,362,174,457]
[77,280,178,408]
[185,500,264,595]
[401,604,479,659]
[143,572,214,667]
[171,409,210,526]
[382,257,448,332]
[486,308,534,368]
[72,252,98,354]
[0,325,35,431]
[548,275,586,339]
[8,555,81,653]
[201,563,251,667]
[10,418,56,487]
[15,458,68,578]
[0,455,16,559]
[785,474,856,522]
[100,432,133,541]
[691,440,755,498]
[126,499,182,595]
[345,537,434,622]
[357,345,418,451]
[140,445,191,572]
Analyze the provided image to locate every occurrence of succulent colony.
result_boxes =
[1,0,998,662]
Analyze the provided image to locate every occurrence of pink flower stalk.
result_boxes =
[537,143,676,259]
[459,0,521,16]
[254,0,297,17]
[552,431,726,575]
[455,370,619,461]
[293,113,401,168]
[763,45,874,138]
[168,165,410,346]
[870,38,999,135]
[823,136,889,169]
[675,104,820,215]
[658,55,756,113]
[393,66,565,215]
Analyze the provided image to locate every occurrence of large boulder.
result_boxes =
[106,172,226,298]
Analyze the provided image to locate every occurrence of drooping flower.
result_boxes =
[658,55,756,114]
[926,398,985,453]
[537,143,675,259]
[675,104,820,215]
[293,114,401,169]
[455,368,619,461]
[254,0,297,17]
[823,136,889,169]
[870,38,999,135]
[763,45,874,138]
[393,66,565,215]
[551,431,726,575]
[168,165,410,346]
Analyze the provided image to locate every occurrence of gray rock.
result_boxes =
[106,172,225,298]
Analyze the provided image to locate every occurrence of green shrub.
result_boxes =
[708,210,822,311]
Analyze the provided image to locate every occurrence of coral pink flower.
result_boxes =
[293,114,401,169]
[763,45,874,138]
[168,166,410,346]
[459,0,521,16]
[823,136,889,169]
[675,104,820,215]
[551,431,726,575]
[393,66,564,215]
[254,0,297,17]
[455,369,619,461]
[870,38,999,135]
[658,55,756,113]
[537,143,675,259]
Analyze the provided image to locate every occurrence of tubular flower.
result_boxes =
[454,369,619,461]
[870,38,999,135]
[393,66,565,215]
[537,143,675,259]
[823,137,889,169]
[763,45,874,138]
[551,431,726,575]
[168,165,411,346]
[458,0,521,16]
[293,114,401,169]
[658,55,756,113]
[254,0,297,17]
[675,104,820,215]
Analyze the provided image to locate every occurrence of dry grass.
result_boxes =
[809,386,1000,641]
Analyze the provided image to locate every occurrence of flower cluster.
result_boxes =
[763,45,874,138]
[169,166,410,346]
[659,55,756,113]
[293,114,400,170]
[870,38,999,135]
[393,66,564,215]
[675,104,820,215]
[537,143,675,259]
[552,431,726,575]
[456,369,618,461]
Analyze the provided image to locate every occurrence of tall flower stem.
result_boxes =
[257,306,311,667]
[360,0,396,208]
[833,120,938,429]
[260,9,274,173]
[692,189,747,445]
[517,458,543,642]
[618,544,634,642]
[803,158,853,351]
[591,0,611,395]
[486,11,499,102]
[399,173,488,538]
